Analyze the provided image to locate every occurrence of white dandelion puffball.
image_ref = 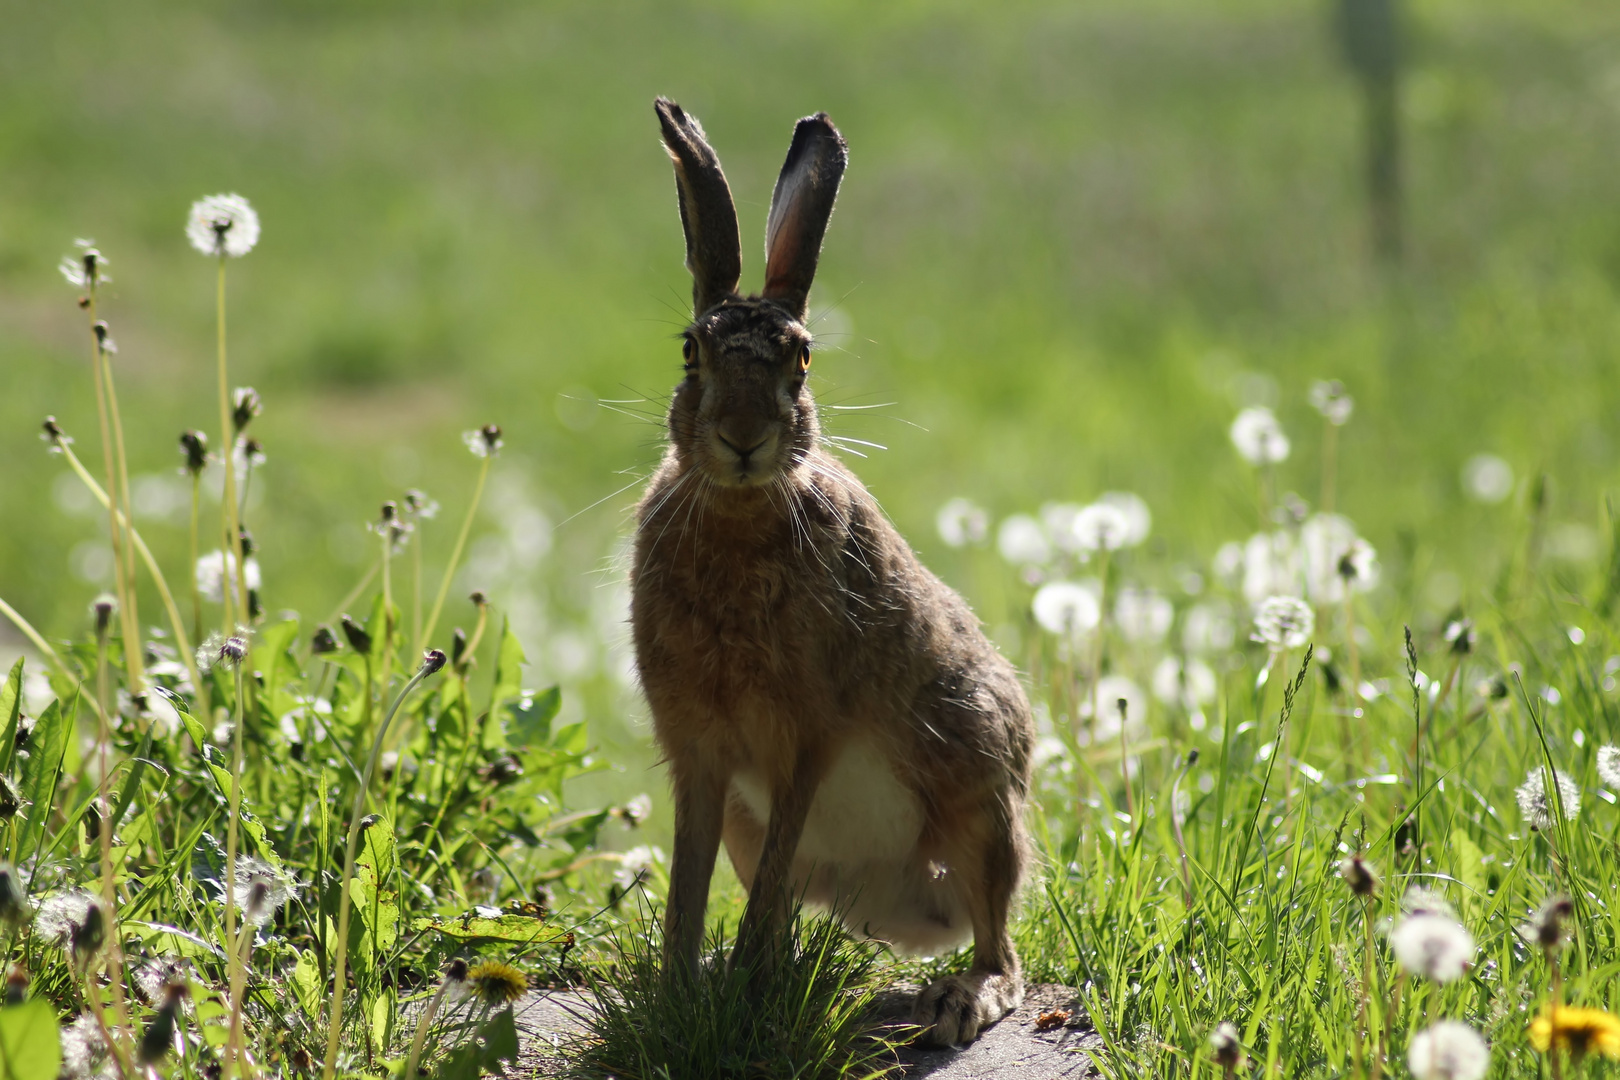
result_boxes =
[998,514,1052,567]
[1515,767,1581,831]
[1096,491,1151,546]
[936,497,989,548]
[612,844,664,889]
[1115,587,1173,644]
[1301,514,1378,603]
[1407,1021,1489,1080]
[1598,745,1620,789]
[1252,595,1313,650]
[230,856,299,927]
[186,193,260,258]
[1230,406,1290,465]
[1081,674,1149,744]
[1041,503,1084,553]
[1390,912,1475,982]
[1308,380,1354,427]
[1462,454,1513,504]
[195,550,261,604]
[1182,604,1235,655]
[1153,656,1218,709]
[1071,501,1135,552]
[1032,581,1101,639]
[1242,531,1300,605]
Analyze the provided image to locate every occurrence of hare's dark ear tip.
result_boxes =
[796,112,846,147]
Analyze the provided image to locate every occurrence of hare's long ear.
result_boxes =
[762,112,847,322]
[655,97,741,316]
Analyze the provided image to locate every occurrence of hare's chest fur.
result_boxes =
[731,734,923,863]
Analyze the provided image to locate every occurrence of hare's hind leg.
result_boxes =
[665,760,727,978]
[911,799,1026,1045]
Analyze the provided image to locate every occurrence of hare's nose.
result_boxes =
[718,433,768,462]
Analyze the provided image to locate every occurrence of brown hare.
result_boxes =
[630,97,1035,1046]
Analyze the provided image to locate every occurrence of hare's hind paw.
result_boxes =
[911,971,1024,1046]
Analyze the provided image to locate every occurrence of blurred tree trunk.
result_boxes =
[1335,0,1402,264]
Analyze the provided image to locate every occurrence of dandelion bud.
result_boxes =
[422,649,448,676]
[237,526,257,557]
[445,957,469,983]
[248,589,263,620]
[469,590,489,607]
[4,964,26,1004]
[1445,619,1475,655]
[232,386,262,432]
[451,627,469,665]
[1209,1022,1245,1069]
[220,636,249,666]
[464,423,504,459]
[138,1002,178,1063]
[380,500,398,523]
[83,800,103,843]
[41,416,68,445]
[91,594,118,636]
[1339,854,1378,897]
[0,863,27,925]
[1185,749,1199,767]
[179,430,209,475]
[341,615,372,654]
[71,900,107,965]
[1523,895,1574,952]
[311,624,340,655]
[92,320,116,354]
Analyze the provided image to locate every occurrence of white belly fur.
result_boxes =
[730,734,923,863]
[728,735,971,955]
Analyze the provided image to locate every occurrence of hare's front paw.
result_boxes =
[911,971,1024,1046]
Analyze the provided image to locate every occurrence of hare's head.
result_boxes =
[655,98,847,489]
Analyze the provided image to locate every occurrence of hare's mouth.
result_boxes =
[709,430,782,487]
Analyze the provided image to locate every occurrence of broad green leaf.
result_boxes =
[1451,828,1487,919]
[488,618,525,742]
[370,986,395,1054]
[170,692,284,870]
[409,911,567,946]
[292,949,322,1021]
[257,618,303,720]
[0,657,22,776]
[506,686,560,749]
[17,700,68,858]
[354,815,399,957]
[0,999,62,1080]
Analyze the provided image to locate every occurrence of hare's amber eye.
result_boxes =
[797,345,811,374]
[681,337,696,364]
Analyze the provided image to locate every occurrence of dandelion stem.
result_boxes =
[190,472,203,648]
[86,284,142,692]
[54,440,204,694]
[402,977,453,1080]
[215,254,251,636]
[101,350,144,688]
[1357,894,1376,1080]
[421,455,491,650]
[322,657,444,1080]
[223,660,247,1080]
[94,614,132,1043]
[1321,417,1339,517]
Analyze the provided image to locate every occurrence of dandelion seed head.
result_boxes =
[996,514,1051,567]
[1445,618,1475,655]
[195,550,261,605]
[463,424,503,459]
[1071,501,1134,553]
[612,845,663,890]
[1339,854,1378,897]
[1230,406,1290,465]
[1153,656,1218,710]
[40,416,73,453]
[1407,1021,1489,1080]
[1252,596,1313,650]
[1097,491,1152,546]
[1515,767,1580,831]
[186,194,260,258]
[229,856,297,927]
[1032,581,1101,640]
[1115,587,1173,644]
[1389,912,1474,982]
[1518,895,1574,952]
[1596,745,1620,789]
[1462,454,1514,504]
[620,793,653,827]
[936,497,989,548]
[60,1012,112,1080]
[404,489,440,520]
[1308,380,1354,426]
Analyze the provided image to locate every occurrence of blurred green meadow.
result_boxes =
[5,1,1620,1076]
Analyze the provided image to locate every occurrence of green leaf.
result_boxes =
[1451,828,1487,919]
[433,1008,519,1080]
[169,692,284,870]
[0,657,22,776]
[505,686,560,749]
[0,999,63,1080]
[354,816,399,958]
[490,617,525,716]
[292,949,322,1021]
[370,985,396,1054]
[409,911,567,946]
[17,700,68,858]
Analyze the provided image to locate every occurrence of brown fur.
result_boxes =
[631,98,1035,1046]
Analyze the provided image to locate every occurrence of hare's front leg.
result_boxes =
[912,801,1026,1045]
[730,754,822,977]
[664,759,727,978]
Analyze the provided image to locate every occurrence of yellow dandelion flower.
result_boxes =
[466,960,527,1007]
[1529,1006,1620,1062]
